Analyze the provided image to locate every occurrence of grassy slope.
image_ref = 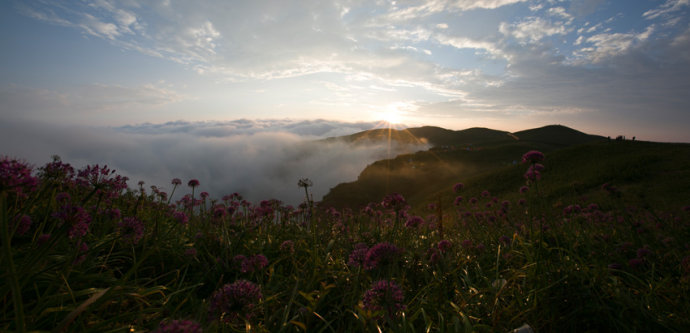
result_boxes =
[320,126,688,213]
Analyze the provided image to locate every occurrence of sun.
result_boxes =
[378,110,402,125]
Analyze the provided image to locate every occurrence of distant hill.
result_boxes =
[326,124,603,148]
[320,124,616,210]
[512,124,606,146]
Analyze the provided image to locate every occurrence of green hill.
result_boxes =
[319,126,687,212]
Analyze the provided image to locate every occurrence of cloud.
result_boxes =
[643,0,689,20]
[0,119,429,205]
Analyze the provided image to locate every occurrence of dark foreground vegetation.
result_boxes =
[2,139,690,332]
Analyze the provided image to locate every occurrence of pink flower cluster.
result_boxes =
[362,280,405,318]
[209,280,262,323]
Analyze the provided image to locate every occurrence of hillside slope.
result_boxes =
[319,126,687,211]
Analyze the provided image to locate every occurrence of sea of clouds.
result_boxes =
[1,119,429,205]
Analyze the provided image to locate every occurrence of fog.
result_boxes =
[1,119,429,205]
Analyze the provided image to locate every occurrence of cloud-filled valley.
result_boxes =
[0,119,428,205]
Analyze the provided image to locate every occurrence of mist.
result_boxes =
[0,119,429,205]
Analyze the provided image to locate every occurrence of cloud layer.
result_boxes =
[0,119,427,205]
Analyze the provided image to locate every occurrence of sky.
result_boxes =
[1,0,690,204]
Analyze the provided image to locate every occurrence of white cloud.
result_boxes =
[499,17,571,43]
[575,25,655,62]
[0,119,429,205]
[643,0,689,20]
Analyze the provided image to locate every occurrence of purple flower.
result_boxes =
[362,280,405,318]
[453,196,463,206]
[173,211,189,225]
[1,157,39,196]
[209,280,262,323]
[348,243,369,268]
[382,193,407,211]
[404,215,424,228]
[118,217,145,244]
[453,183,464,193]
[481,190,490,197]
[187,179,200,188]
[171,178,182,185]
[237,254,269,273]
[519,186,529,194]
[437,240,452,252]
[200,191,209,199]
[53,205,91,239]
[364,242,403,270]
[154,319,202,333]
[521,150,544,164]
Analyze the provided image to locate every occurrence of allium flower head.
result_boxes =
[382,193,407,211]
[437,240,452,252]
[362,280,405,319]
[188,179,200,187]
[173,211,189,225]
[364,242,403,270]
[404,215,424,228]
[171,178,182,185]
[118,217,145,244]
[209,280,262,323]
[521,150,544,164]
[348,243,369,268]
[0,157,39,198]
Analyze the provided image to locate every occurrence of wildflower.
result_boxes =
[404,215,424,228]
[364,242,403,270]
[209,280,262,323]
[437,240,452,253]
[172,178,182,185]
[481,190,490,197]
[469,197,478,205]
[173,211,189,225]
[362,280,405,318]
[53,204,91,239]
[382,193,407,211]
[453,182,464,193]
[39,155,74,181]
[236,254,269,273]
[519,186,529,194]
[0,157,39,198]
[524,164,544,181]
[200,191,209,199]
[348,243,369,268]
[521,150,544,164]
[118,217,145,245]
[188,179,200,188]
[280,240,295,254]
[154,319,202,333]
[453,196,463,206]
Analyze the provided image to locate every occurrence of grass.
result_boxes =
[1,145,690,332]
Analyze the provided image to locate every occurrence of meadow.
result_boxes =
[2,143,690,332]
